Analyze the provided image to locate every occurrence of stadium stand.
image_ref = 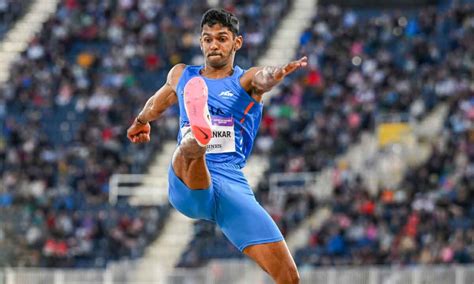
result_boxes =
[177,2,474,267]
[0,0,292,268]
[0,0,32,39]
[295,91,473,266]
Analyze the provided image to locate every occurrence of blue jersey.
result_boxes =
[176,65,262,168]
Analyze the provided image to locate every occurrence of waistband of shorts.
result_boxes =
[206,161,244,169]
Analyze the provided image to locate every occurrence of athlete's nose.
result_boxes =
[210,39,219,50]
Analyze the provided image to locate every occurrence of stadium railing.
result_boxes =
[108,174,168,206]
[2,262,474,284]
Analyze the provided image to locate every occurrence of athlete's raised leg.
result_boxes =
[172,138,210,189]
[244,241,300,284]
[172,77,212,190]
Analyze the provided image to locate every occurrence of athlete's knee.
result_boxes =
[274,264,300,284]
[179,137,206,159]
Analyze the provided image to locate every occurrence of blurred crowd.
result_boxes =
[295,92,473,266]
[0,0,291,267]
[178,2,474,267]
[257,2,473,173]
[0,202,169,267]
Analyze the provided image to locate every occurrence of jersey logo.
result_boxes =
[197,128,209,140]
[209,106,226,116]
[218,91,234,98]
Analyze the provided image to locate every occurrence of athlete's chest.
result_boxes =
[204,80,247,118]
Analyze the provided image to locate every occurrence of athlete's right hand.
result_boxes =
[127,119,151,143]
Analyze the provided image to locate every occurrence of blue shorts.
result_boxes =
[168,161,283,251]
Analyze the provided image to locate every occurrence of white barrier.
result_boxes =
[3,262,474,284]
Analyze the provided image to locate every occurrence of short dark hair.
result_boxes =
[200,8,239,35]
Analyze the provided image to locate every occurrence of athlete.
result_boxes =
[127,8,307,284]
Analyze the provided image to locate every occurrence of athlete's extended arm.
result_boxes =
[127,64,185,144]
[241,56,308,102]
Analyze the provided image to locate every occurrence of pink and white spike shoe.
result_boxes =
[183,76,212,147]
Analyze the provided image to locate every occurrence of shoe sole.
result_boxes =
[183,77,212,146]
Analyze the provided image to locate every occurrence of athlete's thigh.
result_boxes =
[168,164,216,221]
[212,166,283,251]
[243,240,298,278]
[172,146,211,190]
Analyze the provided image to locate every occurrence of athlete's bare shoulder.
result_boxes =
[239,67,262,93]
[166,63,187,92]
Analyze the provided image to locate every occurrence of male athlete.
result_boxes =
[127,8,306,284]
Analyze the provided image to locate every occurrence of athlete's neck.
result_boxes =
[200,64,234,79]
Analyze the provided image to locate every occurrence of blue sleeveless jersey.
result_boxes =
[176,65,262,168]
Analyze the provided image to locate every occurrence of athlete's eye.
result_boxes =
[204,38,212,43]
[219,37,227,42]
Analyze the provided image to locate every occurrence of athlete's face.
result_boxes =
[200,24,242,68]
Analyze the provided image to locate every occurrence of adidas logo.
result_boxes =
[218,91,234,98]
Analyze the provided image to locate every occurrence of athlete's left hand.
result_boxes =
[274,56,308,81]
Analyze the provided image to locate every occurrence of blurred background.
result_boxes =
[0,0,473,283]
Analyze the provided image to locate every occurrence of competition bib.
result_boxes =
[181,116,236,154]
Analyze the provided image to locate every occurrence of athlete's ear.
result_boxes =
[234,35,243,52]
